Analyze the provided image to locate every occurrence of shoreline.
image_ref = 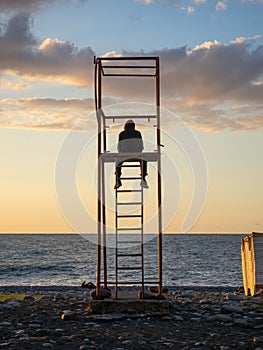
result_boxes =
[0,285,239,294]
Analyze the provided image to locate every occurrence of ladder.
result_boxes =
[115,161,144,299]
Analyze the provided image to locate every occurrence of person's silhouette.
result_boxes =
[114,120,148,189]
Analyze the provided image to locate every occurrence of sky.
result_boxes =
[0,0,263,234]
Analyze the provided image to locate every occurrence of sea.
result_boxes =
[0,234,247,288]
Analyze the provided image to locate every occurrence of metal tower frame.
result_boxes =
[94,56,163,299]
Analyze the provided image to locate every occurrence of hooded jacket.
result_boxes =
[117,120,144,153]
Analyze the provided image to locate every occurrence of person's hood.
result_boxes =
[124,119,135,130]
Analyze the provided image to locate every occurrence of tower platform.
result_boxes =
[86,299,170,317]
[100,152,158,163]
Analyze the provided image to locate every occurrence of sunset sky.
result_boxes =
[0,0,262,234]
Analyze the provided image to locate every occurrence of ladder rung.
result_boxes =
[106,281,159,285]
[117,189,142,193]
[117,227,142,231]
[120,177,141,180]
[112,281,144,285]
[117,240,142,244]
[117,202,142,206]
[117,266,143,270]
[117,215,142,218]
[117,253,142,257]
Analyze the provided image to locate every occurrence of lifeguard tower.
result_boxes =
[94,56,163,299]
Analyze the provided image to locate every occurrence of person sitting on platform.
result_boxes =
[114,119,148,189]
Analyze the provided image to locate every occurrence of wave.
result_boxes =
[0,234,244,287]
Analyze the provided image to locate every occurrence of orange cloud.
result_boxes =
[0,77,31,90]
[0,97,120,130]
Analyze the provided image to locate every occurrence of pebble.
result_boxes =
[19,333,29,339]
[221,305,243,314]
[54,328,64,333]
[225,293,242,301]
[210,332,222,338]
[190,317,201,322]
[3,301,20,310]
[42,343,54,348]
[214,314,233,323]
[29,323,42,328]
[161,316,172,321]
[61,310,77,321]
[23,296,35,302]
[234,318,248,327]
[199,298,212,305]
[0,286,262,350]
[53,292,65,301]
[83,338,91,343]
[254,337,263,344]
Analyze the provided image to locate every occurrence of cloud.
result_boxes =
[230,35,261,44]
[187,6,195,14]
[216,0,227,11]
[0,0,89,13]
[0,12,37,52]
[0,77,31,90]
[0,97,118,129]
[166,100,263,132]
[0,97,93,130]
[102,50,122,58]
[1,0,262,13]
[0,13,262,132]
[0,0,54,12]
[0,13,95,87]
[99,38,263,132]
[135,0,154,3]
[135,0,263,7]
[112,38,263,106]
[189,40,221,51]
[240,0,263,3]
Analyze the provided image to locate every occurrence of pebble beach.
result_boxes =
[1,285,263,350]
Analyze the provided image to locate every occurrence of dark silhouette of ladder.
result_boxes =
[115,161,144,298]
